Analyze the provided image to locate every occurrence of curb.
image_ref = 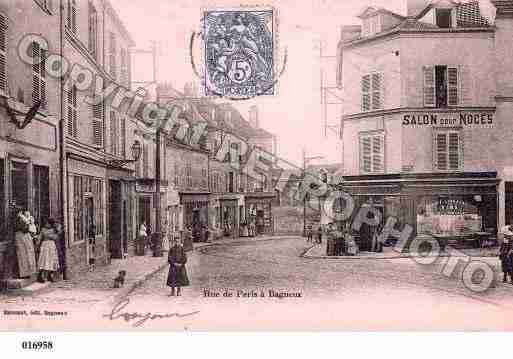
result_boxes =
[301,244,500,261]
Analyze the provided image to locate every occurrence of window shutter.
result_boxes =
[448,132,460,170]
[71,0,77,33]
[0,14,7,94]
[32,42,40,104]
[72,86,77,137]
[435,133,448,171]
[121,117,126,157]
[372,134,383,172]
[423,66,435,107]
[371,72,382,110]
[361,135,372,173]
[40,48,46,107]
[110,111,118,155]
[66,0,71,28]
[88,2,97,58]
[143,143,148,177]
[361,75,371,111]
[447,67,458,106]
[92,100,104,147]
[109,32,116,78]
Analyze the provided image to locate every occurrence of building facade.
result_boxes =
[338,0,509,247]
[0,0,62,283]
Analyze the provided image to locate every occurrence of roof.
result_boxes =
[156,83,275,140]
[357,6,406,20]
[343,2,491,47]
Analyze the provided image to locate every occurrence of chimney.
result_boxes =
[407,0,430,17]
[249,105,259,128]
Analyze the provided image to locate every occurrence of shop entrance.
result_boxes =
[109,180,123,259]
[138,196,151,234]
[506,182,513,225]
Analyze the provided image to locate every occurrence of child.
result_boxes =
[306,224,313,243]
[500,241,513,283]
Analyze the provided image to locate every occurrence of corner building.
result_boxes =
[338,1,513,247]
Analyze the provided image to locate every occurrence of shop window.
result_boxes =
[33,165,50,231]
[359,131,384,174]
[361,72,383,112]
[434,130,461,171]
[417,196,485,235]
[436,8,453,28]
[11,161,28,211]
[423,65,458,108]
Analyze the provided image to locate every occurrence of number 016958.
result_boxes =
[21,341,54,350]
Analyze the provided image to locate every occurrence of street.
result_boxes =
[2,236,513,330]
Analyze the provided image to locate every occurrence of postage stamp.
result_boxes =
[203,9,274,99]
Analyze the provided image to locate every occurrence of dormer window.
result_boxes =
[436,8,453,28]
[363,15,381,36]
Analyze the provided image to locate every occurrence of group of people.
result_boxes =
[306,222,362,256]
[14,208,63,283]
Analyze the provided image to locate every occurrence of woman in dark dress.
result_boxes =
[166,239,189,296]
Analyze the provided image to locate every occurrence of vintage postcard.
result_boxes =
[0,0,512,332]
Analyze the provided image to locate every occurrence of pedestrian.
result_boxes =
[499,240,512,283]
[37,218,60,283]
[166,238,190,296]
[138,222,148,255]
[306,224,313,243]
[15,207,37,279]
[316,225,323,244]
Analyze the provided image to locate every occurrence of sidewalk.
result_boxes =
[303,241,500,260]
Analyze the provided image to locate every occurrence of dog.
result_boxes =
[113,270,127,288]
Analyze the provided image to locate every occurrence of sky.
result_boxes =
[109,0,489,167]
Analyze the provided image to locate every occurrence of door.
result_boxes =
[84,196,95,266]
[138,196,151,234]
[109,180,122,259]
[10,161,28,212]
[506,183,513,226]
[123,200,128,255]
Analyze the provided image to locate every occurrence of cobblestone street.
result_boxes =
[2,236,513,330]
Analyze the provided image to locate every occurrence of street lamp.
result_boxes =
[108,140,142,167]
[302,149,324,237]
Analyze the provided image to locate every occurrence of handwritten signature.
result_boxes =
[103,298,200,327]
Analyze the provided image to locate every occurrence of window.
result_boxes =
[434,130,461,171]
[423,65,458,108]
[359,131,384,174]
[33,165,50,230]
[0,14,7,95]
[110,111,118,155]
[92,99,104,147]
[120,48,129,86]
[66,0,77,33]
[436,8,452,28]
[32,41,47,108]
[66,85,78,137]
[88,2,98,59]
[361,72,383,111]
[109,32,117,78]
[120,117,126,157]
[142,143,148,178]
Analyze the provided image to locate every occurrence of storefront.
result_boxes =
[219,196,241,238]
[245,193,275,236]
[107,167,136,258]
[180,192,210,241]
[135,178,168,239]
[339,172,499,251]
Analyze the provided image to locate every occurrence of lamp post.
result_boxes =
[302,148,324,236]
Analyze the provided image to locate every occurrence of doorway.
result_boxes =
[138,196,151,234]
[506,182,513,226]
[109,180,123,259]
[84,196,95,267]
